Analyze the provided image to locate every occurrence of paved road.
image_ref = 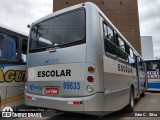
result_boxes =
[18,92,160,120]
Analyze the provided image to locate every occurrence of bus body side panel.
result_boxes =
[103,56,130,111]
[136,58,145,96]
[139,70,145,94]
[0,65,26,109]
[99,14,135,111]
[0,87,6,110]
[132,68,139,99]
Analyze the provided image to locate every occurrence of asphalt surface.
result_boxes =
[16,92,160,120]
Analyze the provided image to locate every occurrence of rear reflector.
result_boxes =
[86,85,94,92]
[26,96,32,100]
[68,101,82,105]
[26,96,35,100]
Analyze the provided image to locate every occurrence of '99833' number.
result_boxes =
[63,82,80,90]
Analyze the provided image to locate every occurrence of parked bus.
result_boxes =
[25,2,145,116]
[145,59,160,91]
[0,24,27,110]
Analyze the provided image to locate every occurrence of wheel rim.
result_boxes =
[131,91,134,108]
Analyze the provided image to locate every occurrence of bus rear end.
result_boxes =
[25,5,104,115]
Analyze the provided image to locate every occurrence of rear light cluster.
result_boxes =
[26,95,35,100]
[86,66,95,93]
[26,96,32,100]
[87,66,95,83]
[68,101,83,105]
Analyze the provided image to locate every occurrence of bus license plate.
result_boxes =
[45,88,59,94]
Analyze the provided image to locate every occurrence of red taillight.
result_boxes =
[73,101,80,105]
[68,101,82,105]
[88,66,95,73]
[87,76,94,82]
[26,96,32,100]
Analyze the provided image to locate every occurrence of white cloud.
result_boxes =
[0,0,52,34]
[138,0,160,58]
[0,0,160,58]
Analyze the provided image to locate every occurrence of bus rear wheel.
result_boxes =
[125,88,134,112]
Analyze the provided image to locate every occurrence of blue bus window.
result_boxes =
[0,32,18,61]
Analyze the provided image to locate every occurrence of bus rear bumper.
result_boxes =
[25,92,104,115]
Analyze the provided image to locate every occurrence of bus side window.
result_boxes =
[22,39,27,63]
[117,36,128,61]
[0,32,18,61]
[103,23,117,57]
[132,53,136,68]
[138,57,143,71]
[0,49,2,57]
[128,48,135,68]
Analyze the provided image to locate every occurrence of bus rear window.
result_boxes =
[30,8,85,52]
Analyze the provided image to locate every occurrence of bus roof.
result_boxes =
[0,23,28,37]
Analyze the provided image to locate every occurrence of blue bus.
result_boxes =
[145,59,160,91]
[0,24,28,110]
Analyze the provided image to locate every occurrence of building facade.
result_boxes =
[141,36,154,59]
[53,0,141,55]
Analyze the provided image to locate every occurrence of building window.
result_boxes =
[120,1,122,5]
[102,0,104,5]
[66,1,68,5]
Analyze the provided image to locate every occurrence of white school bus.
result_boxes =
[0,24,27,110]
[25,2,145,116]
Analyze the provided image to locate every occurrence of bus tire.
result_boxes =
[125,88,134,112]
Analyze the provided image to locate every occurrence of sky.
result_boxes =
[138,0,160,58]
[0,0,53,34]
[0,0,159,58]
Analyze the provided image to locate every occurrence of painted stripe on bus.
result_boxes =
[148,83,160,89]
[4,96,24,105]
[1,92,24,105]
[0,64,21,67]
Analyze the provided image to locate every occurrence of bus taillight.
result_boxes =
[88,66,95,73]
[87,76,94,82]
